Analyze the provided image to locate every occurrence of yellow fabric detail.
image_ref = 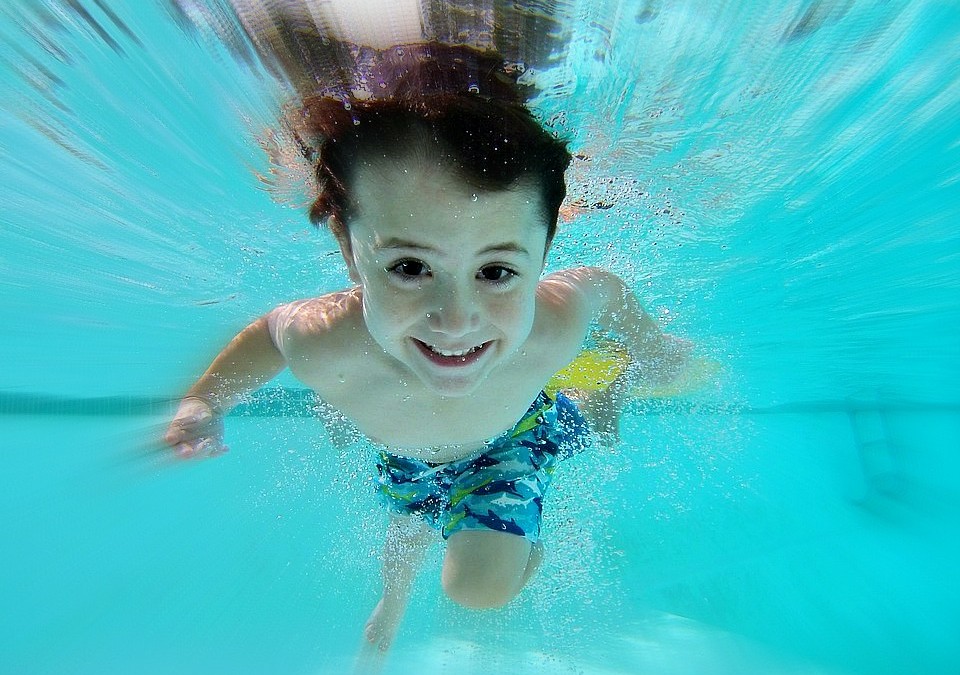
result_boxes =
[545,345,630,397]
[545,345,720,399]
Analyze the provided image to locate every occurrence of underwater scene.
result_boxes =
[1,1,958,673]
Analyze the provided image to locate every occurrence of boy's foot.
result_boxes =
[363,596,405,653]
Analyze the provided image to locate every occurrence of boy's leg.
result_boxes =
[364,515,436,652]
[441,530,542,609]
[566,382,627,443]
[523,539,545,587]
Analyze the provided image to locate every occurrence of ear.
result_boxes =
[332,218,362,284]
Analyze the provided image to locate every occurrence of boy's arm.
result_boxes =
[164,313,287,458]
[182,315,287,412]
[568,267,693,387]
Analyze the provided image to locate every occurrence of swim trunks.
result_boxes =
[374,391,590,543]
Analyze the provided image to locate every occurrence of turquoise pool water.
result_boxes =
[1,1,958,673]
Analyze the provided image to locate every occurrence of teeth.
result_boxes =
[428,343,481,357]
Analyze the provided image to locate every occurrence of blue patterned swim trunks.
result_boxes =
[374,391,590,543]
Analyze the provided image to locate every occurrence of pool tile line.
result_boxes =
[0,390,957,417]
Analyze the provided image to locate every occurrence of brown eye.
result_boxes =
[478,265,516,283]
[388,259,429,279]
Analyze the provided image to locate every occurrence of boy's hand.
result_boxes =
[164,396,228,459]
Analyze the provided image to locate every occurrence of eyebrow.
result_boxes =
[377,237,531,257]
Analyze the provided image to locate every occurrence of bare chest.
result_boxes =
[294,352,552,460]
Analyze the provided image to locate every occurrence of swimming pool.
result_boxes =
[1,1,958,673]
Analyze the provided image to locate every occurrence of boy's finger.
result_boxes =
[164,427,184,446]
[165,421,206,445]
[208,444,229,458]
[196,437,229,458]
[174,442,197,458]
[194,437,215,455]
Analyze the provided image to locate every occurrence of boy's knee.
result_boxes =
[441,573,518,609]
[441,530,533,609]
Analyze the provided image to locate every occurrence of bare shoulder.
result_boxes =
[530,267,606,366]
[267,288,366,358]
[536,266,612,323]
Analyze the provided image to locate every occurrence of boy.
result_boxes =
[165,44,692,653]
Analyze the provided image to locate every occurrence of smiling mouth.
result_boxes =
[412,338,492,367]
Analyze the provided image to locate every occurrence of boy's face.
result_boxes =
[338,155,550,397]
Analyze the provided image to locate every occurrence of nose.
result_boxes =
[426,283,482,337]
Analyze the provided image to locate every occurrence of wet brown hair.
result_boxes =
[293,43,571,245]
